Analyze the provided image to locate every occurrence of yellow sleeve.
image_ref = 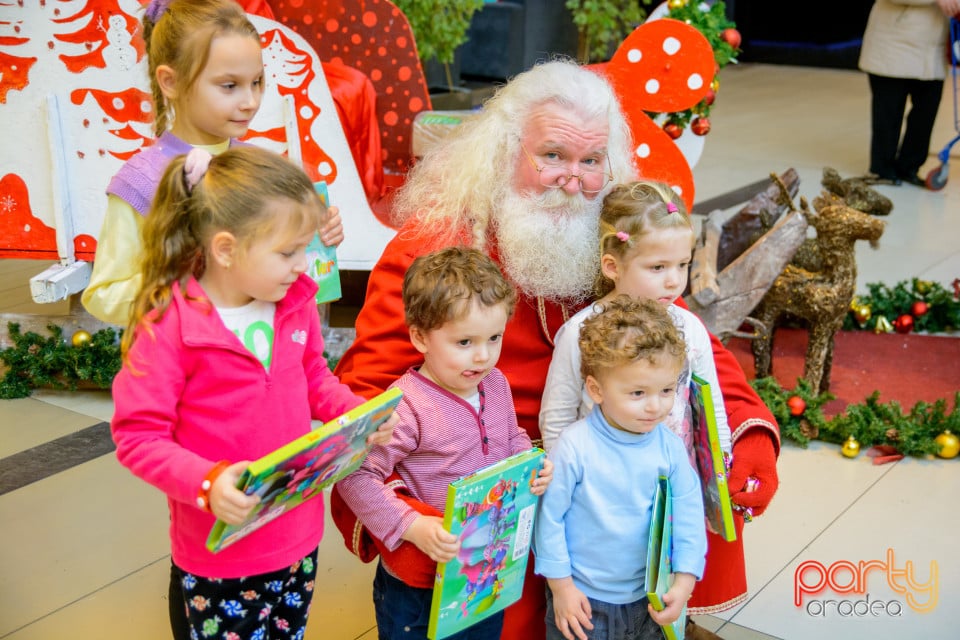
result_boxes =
[81,195,144,326]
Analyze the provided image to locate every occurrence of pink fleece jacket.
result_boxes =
[111,274,363,578]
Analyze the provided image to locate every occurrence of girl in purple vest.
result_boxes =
[82,0,342,325]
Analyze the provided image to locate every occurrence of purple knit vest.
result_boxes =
[106,132,246,216]
[106,131,194,216]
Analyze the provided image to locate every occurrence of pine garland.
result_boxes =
[752,376,960,458]
[845,278,960,333]
[0,321,341,399]
[0,323,121,399]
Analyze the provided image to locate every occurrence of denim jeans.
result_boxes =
[544,584,664,640]
[373,561,504,640]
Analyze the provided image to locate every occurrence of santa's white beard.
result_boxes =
[493,188,600,303]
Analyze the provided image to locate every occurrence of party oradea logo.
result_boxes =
[794,549,938,617]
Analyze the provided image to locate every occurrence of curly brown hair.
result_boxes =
[402,247,517,331]
[595,180,693,297]
[579,295,686,380]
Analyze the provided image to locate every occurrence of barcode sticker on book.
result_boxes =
[513,503,536,561]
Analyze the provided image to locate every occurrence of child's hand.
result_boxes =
[366,411,398,447]
[648,572,695,626]
[530,457,554,496]
[401,515,460,563]
[320,205,344,247]
[547,577,593,640]
[209,461,260,525]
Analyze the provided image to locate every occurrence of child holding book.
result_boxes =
[534,295,707,640]
[336,246,554,640]
[111,145,394,639]
[540,180,730,457]
[539,181,747,636]
[82,0,343,325]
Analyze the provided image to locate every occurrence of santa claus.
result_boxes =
[333,59,779,640]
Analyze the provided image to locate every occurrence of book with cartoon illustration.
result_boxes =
[645,476,686,640]
[427,448,546,640]
[206,388,402,553]
[689,374,736,541]
[306,181,342,304]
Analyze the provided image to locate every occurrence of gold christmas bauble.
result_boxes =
[71,330,92,347]
[841,435,860,458]
[668,0,688,9]
[849,298,872,325]
[934,430,959,459]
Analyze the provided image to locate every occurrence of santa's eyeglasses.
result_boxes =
[520,143,613,194]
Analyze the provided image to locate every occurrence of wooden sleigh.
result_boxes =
[683,169,809,341]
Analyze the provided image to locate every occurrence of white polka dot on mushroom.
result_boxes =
[636,143,651,158]
[645,79,660,94]
[663,37,681,55]
[687,74,703,90]
[627,49,642,63]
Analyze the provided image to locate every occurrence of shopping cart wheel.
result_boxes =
[925,165,949,191]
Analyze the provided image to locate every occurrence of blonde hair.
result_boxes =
[595,180,693,297]
[394,59,636,249]
[579,295,686,380]
[402,247,517,332]
[123,145,323,357]
[143,0,260,136]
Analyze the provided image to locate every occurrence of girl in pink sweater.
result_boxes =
[111,144,394,639]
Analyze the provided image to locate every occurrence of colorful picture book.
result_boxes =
[306,181,342,304]
[206,388,402,553]
[645,476,686,640]
[427,448,546,640]
[689,374,737,541]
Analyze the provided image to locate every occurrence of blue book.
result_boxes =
[645,476,686,640]
[305,181,342,304]
[427,448,545,640]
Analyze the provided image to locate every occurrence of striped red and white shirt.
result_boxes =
[336,366,532,550]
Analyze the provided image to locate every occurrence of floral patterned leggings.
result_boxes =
[173,549,318,640]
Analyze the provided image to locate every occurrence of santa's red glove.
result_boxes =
[727,429,779,518]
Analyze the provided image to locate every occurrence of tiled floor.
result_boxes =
[2,63,958,640]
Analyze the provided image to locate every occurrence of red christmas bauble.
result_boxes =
[787,395,807,416]
[721,28,742,49]
[690,117,711,136]
[663,122,683,139]
[911,301,929,317]
[893,314,914,334]
[704,88,716,106]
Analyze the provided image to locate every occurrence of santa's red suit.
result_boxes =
[333,221,780,638]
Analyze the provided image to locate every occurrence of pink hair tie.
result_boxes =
[616,231,630,242]
[183,148,213,193]
[666,202,679,214]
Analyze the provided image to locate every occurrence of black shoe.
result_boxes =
[898,173,926,187]
[861,172,901,186]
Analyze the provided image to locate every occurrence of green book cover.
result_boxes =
[206,388,402,553]
[689,373,736,541]
[306,181,342,304]
[645,476,685,640]
[427,448,545,640]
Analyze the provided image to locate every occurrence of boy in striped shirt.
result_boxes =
[337,247,553,640]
